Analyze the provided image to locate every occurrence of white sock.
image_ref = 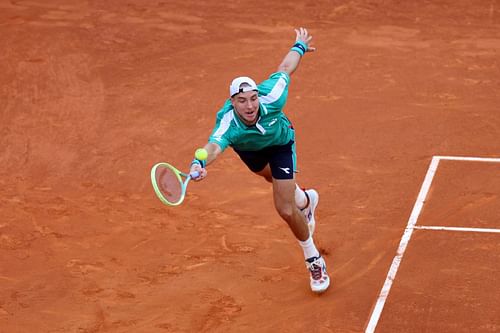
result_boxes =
[295,184,308,210]
[299,236,320,259]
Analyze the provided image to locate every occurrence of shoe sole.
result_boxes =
[311,276,330,294]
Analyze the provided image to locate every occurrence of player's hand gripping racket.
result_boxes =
[150,162,199,206]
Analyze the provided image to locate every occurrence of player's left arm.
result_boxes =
[277,27,315,76]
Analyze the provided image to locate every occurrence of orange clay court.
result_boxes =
[1,1,499,332]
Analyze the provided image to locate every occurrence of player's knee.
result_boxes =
[275,203,294,222]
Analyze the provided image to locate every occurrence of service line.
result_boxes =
[365,156,441,333]
[365,155,500,332]
[435,155,500,163]
[413,225,500,234]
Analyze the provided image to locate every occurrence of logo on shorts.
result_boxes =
[279,167,290,174]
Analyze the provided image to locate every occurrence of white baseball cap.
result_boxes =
[229,76,258,97]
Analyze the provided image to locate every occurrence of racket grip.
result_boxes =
[190,171,200,178]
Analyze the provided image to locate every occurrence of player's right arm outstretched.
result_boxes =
[189,142,222,181]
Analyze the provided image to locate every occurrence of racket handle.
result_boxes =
[190,171,200,178]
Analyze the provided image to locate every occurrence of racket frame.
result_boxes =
[150,162,195,206]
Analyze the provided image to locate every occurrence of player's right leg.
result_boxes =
[295,187,319,236]
[234,149,273,182]
[255,164,272,183]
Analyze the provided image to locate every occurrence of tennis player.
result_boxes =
[190,27,329,293]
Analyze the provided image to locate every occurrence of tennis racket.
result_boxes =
[150,162,200,206]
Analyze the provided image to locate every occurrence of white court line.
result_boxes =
[436,155,500,163]
[365,154,500,333]
[365,156,441,333]
[413,225,500,234]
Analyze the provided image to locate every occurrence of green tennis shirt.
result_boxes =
[208,72,294,152]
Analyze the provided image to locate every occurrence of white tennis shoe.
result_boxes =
[302,189,319,236]
[305,255,330,293]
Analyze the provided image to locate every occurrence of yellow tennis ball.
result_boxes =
[195,148,208,161]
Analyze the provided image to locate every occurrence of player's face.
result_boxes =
[232,91,259,125]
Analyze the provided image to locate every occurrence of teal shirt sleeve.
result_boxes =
[257,71,290,112]
[208,100,233,151]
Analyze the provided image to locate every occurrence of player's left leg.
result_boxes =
[253,168,317,233]
[272,177,309,240]
[272,177,330,293]
[268,141,329,293]
[237,142,330,293]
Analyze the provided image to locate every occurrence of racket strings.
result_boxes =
[156,167,182,203]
